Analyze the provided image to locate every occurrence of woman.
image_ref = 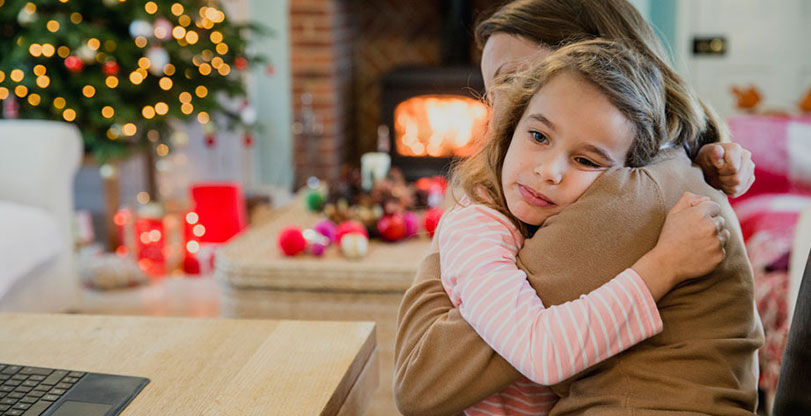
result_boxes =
[393,1,761,415]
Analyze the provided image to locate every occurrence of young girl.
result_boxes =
[437,40,728,415]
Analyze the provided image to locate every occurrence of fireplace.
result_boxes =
[379,0,485,180]
[381,66,485,180]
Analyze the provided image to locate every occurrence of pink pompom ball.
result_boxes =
[278,226,307,256]
[313,219,337,243]
[403,211,418,238]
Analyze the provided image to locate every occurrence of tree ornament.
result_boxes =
[336,220,368,244]
[403,211,419,238]
[243,133,254,148]
[302,229,329,257]
[340,233,368,259]
[64,56,84,73]
[313,220,337,243]
[17,8,37,26]
[377,214,407,242]
[278,226,306,256]
[77,45,96,64]
[234,57,248,70]
[305,190,325,212]
[424,208,443,238]
[240,104,257,126]
[204,134,216,148]
[153,18,173,41]
[129,20,153,39]
[145,46,170,76]
[102,60,120,76]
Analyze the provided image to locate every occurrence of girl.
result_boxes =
[437,39,727,415]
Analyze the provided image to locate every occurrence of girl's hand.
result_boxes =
[632,192,729,301]
[696,142,755,198]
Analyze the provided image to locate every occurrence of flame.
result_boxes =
[394,95,488,157]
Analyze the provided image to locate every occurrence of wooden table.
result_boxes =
[216,199,432,415]
[0,314,378,416]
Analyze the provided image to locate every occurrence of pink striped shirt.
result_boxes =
[438,202,663,416]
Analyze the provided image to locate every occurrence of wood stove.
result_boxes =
[379,0,485,181]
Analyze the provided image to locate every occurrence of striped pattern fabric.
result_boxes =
[438,203,663,415]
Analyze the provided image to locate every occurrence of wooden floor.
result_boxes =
[78,275,222,317]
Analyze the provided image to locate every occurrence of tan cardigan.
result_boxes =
[394,148,763,416]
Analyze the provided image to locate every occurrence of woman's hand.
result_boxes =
[696,142,755,198]
[632,192,729,301]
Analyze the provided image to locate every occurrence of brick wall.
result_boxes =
[289,0,354,187]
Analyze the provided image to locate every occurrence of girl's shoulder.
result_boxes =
[444,197,522,241]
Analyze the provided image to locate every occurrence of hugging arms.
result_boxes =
[394,149,762,416]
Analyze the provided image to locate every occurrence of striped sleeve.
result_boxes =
[438,204,664,385]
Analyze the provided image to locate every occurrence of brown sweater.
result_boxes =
[394,148,763,416]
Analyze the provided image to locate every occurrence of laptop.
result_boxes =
[0,363,148,416]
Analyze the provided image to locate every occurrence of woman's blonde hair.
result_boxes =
[454,39,667,236]
[474,0,727,154]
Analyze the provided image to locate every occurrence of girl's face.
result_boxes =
[481,33,552,92]
[501,72,635,226]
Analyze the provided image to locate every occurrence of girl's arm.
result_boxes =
[439,192,725,386]
[439,204,660,385]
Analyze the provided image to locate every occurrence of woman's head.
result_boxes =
[475,0,726,154]
[454,40,667,232]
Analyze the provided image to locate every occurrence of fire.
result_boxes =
[394,94,488,157]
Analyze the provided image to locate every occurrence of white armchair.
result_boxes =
[0,120,82,312]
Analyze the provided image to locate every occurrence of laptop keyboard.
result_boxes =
[0,364,85,416]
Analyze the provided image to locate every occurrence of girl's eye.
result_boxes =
[530,131,548,144]
[575,157,601,168]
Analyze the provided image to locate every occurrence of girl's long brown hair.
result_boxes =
[474,0,727,155]
[453,40,667,236]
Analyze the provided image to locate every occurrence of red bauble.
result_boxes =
[278,226,307,256]
[102,60,120,76]
[205,135,217,148]
[243,134,254,148]
[377,214,407,242]
[234,56,248,70]
[335,220,368,244]
[424,208,444,237]
[64,56,84,73]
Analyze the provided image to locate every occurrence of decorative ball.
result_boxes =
[336,220,367,244]
[129,19,153,39]
[64,56,84,73]
[403,211,419,238]
[313,220,337,243]
[153,18,173,41]
[377,214,407,242]
[205,135,216,148]
[340,233,369,259]
[243,134,254,148]
[424,208,444,238]
[240,105,258,125]
[234,57,248,70]
[77,45,96,63]
[305,190,325,212]
[17,8,37,26]
[145,46,170,76]
[102,60,120,76]
[302,229,330,257]
[278,226,307,256]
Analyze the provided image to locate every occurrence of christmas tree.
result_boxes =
[0,0,265,161]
